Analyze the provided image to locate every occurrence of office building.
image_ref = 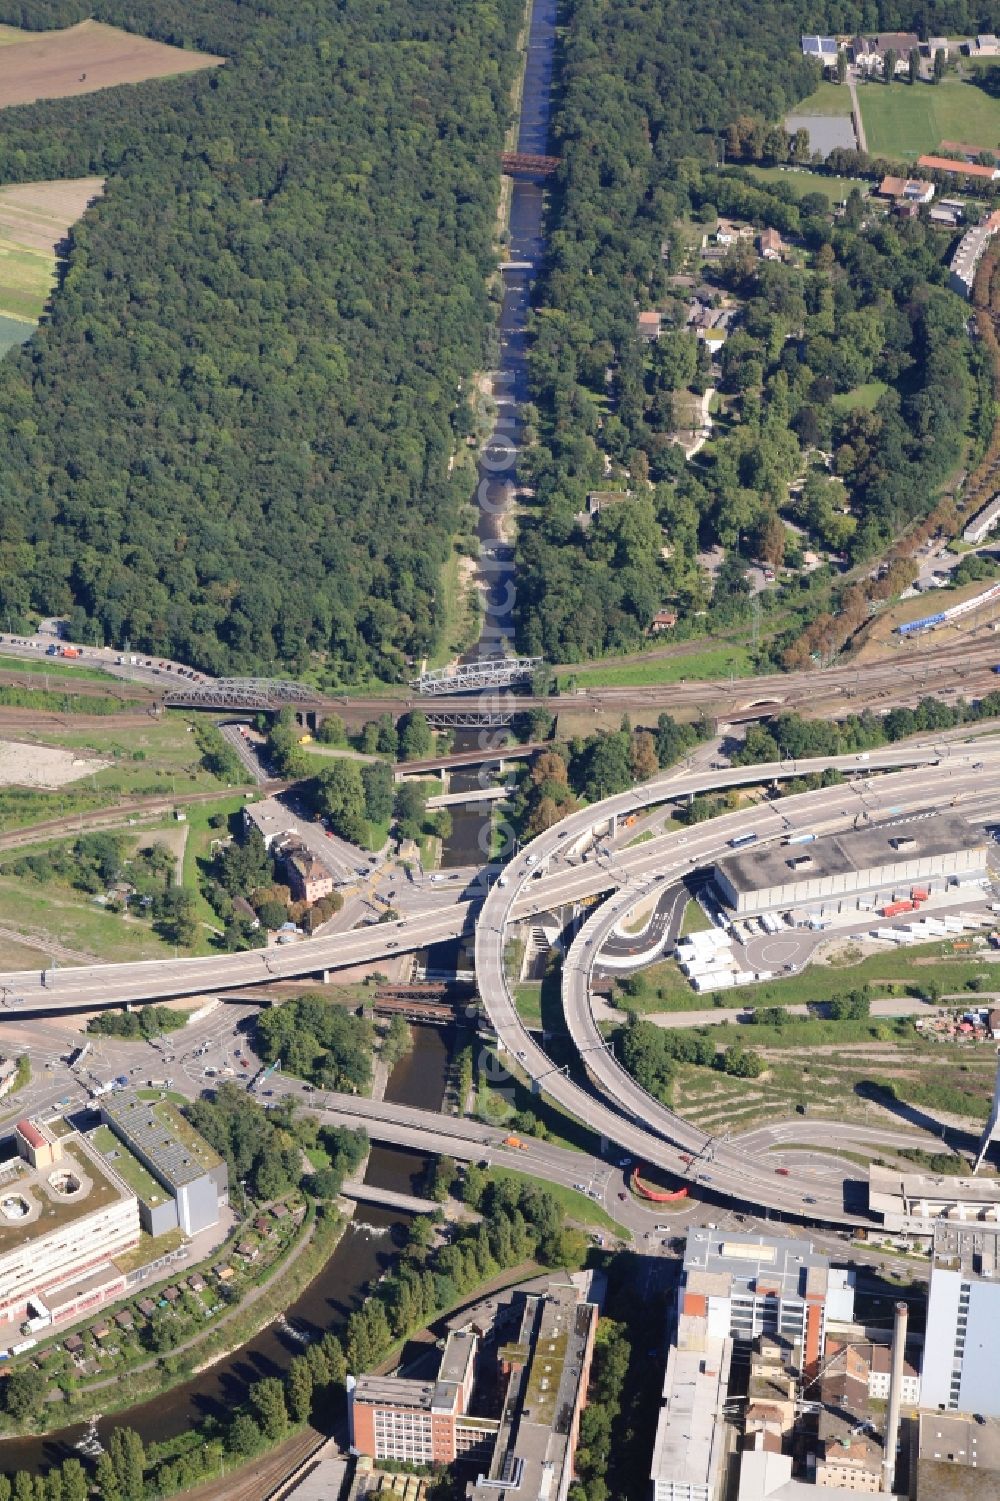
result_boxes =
[99,1090,227,1235]
[349,1329,494,1466]
[0,1123,140,1334]
[922,1223,1000,1414]
[714,813,987,919]
[679,1229,854,1368]
[466,1279,597,1501]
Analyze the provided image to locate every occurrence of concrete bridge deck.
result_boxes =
[339,1181,437,1214]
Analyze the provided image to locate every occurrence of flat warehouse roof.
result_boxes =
[715,813,984,897]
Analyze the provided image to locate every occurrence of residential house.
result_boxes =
[971,34,1000,57]
[137,1298,157,1318]
[927,36,949,58]
[637,309,662,340]
[649,610,678,634]
[852,32,919,73]
[878,175,935,205]
[281,842,335,905]
[757,227,784,261]
[114,1309,134,1331]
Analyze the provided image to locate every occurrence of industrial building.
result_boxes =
[679,1229,854,1367]
[350,1275,598,1501]
[99,1090,227,1236]
[922,1223,1000,1415]
[713,813,987,920]
[869,1162,1000,1235]
[0,1121,140,1334]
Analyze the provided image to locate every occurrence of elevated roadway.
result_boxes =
[474,739,1000,1226]
[0,746,946,1014]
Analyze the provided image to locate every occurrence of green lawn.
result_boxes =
[558,643,753,690]
[831,381,889,413]
[858,75,1000,159]
[0,651,114,682]
[787,81,853,117]
[616,939,1000,1015]
[741,166,867,205]
[485,1167,622,1234]
[0,873,180,964]
[31,716,227,795]
[515,982,542,1026]
[680,899,712,936]
[181,795,248,938]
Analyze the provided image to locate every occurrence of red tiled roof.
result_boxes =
[918,155,998,179]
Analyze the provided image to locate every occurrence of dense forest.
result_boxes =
[0,0,522,680]
[515,0,996,662]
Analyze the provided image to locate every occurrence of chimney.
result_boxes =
[882,1302,908,1494]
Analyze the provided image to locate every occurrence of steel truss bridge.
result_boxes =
[423,708,517,728]
[162,678,324,711]
[411,657,541,696]
[500,152,561,175]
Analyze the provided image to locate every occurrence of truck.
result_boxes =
[503,1135,529,1151]
[784,832,816,846]
[60,646,80,659]
[881,899,914,918]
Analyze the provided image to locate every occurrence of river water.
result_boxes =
[0,1027,453,1474]
[441,0,556,871]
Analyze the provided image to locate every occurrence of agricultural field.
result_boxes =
[0,178,104,335]
[857,75,1000,159]
[0,20,223,109]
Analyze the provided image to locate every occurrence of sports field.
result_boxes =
[0,19,223,109]
[0,178,104,329]
[858,75,1000,159]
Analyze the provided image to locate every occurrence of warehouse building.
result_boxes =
[0,1122,140,1335]
[713,813,987,919]
[100,1090,227,1235]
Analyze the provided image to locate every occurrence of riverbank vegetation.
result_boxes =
[516,0,989,665]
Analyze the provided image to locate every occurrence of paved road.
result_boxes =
[475,738,1000,1226]
[0,745,943,1012]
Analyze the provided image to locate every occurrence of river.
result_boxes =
[0,1026,454,1475]
[441,0,556,872]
